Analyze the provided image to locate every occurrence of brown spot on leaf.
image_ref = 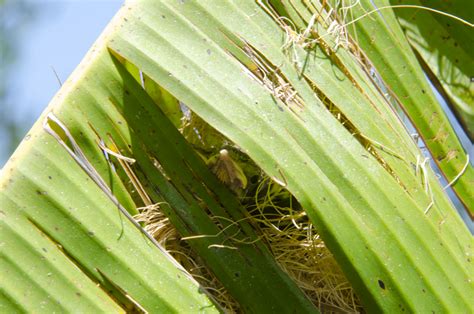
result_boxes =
[439,149,459,163]
[432,129,449,144]
[428,112,439,125]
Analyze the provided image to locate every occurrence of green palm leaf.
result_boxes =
[390,0,474,140]
[1,0,472,312]
[344,0,474,215]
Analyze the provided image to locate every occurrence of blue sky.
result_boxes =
[1,0,122,165]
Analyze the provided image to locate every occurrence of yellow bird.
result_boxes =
[207,149,248,194]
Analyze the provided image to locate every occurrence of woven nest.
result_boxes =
[135,176,363,313]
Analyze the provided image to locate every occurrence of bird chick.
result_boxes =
[208,149,247,194]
